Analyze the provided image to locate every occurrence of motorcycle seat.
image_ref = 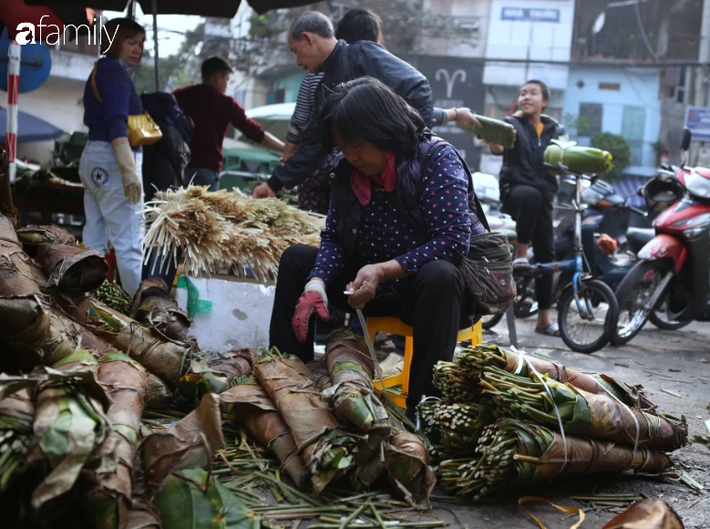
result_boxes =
[627,228,655,254]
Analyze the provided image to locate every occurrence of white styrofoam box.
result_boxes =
[175,275,275,353]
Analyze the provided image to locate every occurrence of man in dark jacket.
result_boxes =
[253,11,476,199]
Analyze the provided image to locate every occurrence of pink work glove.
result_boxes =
[291,281,329,343]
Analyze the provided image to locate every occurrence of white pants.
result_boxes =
[79,141,143,297]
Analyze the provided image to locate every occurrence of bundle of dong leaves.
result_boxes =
[0,186,439,527]
[425,344,686,499]
[462,115,516,149]
[544,139,613,175]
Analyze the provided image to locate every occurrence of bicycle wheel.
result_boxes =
[558,278,619,353]
[481,312,504,330]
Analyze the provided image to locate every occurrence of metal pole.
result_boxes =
[151,0,160,91]
[692,0,710,163]
[5,41,20,183]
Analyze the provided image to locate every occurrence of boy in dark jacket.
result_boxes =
[485,80,566,337]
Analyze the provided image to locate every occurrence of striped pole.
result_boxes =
[5,41,20,182]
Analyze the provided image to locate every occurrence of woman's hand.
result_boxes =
[347,264,384,310]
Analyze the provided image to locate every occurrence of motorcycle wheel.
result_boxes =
[648,298,691,330]
[481,312,504,330]
[558,278,619,354]
[612,260,672,346]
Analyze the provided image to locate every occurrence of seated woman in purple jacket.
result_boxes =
[269,77,486,415]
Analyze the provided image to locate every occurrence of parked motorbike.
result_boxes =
[613,128,710,345]
[513,177,647,317]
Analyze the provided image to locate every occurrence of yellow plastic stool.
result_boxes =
[369,317,482,409]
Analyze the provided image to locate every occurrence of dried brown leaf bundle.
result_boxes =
[221,378,309,487]
[130,277,191,341]
[17,225,76,257]
[36,243,108,292]
[141,393,226,492]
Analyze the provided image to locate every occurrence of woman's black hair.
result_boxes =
[335,8,384,45]
[318,77,426,160]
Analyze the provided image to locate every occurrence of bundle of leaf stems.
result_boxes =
[432,362,477,403]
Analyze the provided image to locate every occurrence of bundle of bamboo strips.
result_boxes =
[142,186,323,279]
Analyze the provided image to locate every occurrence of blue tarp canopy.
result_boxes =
[0,107,64,142]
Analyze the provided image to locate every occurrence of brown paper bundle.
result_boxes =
[140,393,226,492]
[457,344,655,409]
[36,243,108,292]
[254,353,360,494]
[221,379,309,487]
[480,366,687,450]
[130,277,191,341]
[87,298,192,388]
[441,419,673,500]
[16,226,76,257]
[384,430,436,509]
[323,330,391,434]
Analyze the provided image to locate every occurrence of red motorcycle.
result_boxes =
[613,129,710,345]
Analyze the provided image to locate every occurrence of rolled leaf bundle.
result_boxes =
[544,139,613,175]
[130,277,191,341]
[322,330,390,434]
[154,469,262,529]
[434,402,493,455]
[87,299,191,388]
[175,349,257,409]
[433,361,477,403]
[307,359,332,391]
[383,430,437,509]
[81,352,148,529]
[16,225,76,257]
[441,419,673,500]
[1,368,111,515]
[124,500,161,529]
[457,344,654,409]
[144,372,172,409]
[0,388,34,493]
[221,378,309,487]
[141,393,226,492]
[96,280,133,316]
[464,115,516,149]
[480,366,687,450]
[36,243,108,292]
[254,352,360,494]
